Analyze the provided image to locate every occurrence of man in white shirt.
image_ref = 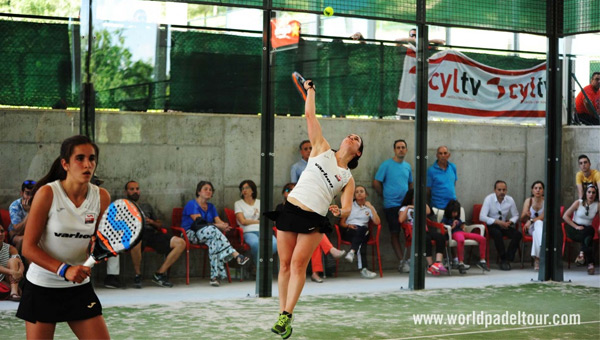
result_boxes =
[479,180,521,270]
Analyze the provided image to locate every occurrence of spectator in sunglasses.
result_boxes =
[520,181,545,271]
[290,140,312,183]
[563,184,599,275]
[479,180,521,271]
[395,28,446,46]
[8,179,37,254]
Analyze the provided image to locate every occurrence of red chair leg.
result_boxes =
[186,249,190,285]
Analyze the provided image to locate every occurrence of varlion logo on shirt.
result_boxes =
[85,214,95,224]
[54,232,93,239]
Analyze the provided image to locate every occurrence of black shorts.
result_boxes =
[266,202,332,234]
[142,229,172,254]
[16,279,102,323]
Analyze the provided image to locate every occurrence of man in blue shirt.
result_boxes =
[8,179,36,254]
[427,146,458,211]
[290,140,311,183]
[373,139,413,272]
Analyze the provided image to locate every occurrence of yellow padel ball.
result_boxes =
[323,6,334,17]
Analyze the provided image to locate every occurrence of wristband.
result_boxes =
[57,263,71,279]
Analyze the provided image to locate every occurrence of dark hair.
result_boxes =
[347,135,364,170]
[33,135,99,197]
[583,184,599,203]
[578,154,590,163]
[443,200,462,220]
[530,181,545,196]
[21,179,36,192]
[393,139,407,149]
[400,189,414,208]
[353,185,368,201]
[592,72,600,79]
[239,180,257,199]
[281,182,295,195]
[494,180,506,190]
[299,140,310,150]
[124,180,137,191]
[196,180,214,197]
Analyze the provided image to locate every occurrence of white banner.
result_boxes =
[397,47,547,124]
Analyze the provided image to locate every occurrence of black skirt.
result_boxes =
[264,202,332,234]
[16,279,103,323]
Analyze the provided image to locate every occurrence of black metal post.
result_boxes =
[80,0,95,140]
[257,1,274,297]
[540,0,563,282]
[409,0,428,290]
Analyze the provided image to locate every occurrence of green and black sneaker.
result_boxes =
[271,313,293,339]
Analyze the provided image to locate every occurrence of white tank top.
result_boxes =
[288,149,352,216]
[573,200,598,226]
[26,180,100,288]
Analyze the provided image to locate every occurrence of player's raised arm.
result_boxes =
[304,80,330,155]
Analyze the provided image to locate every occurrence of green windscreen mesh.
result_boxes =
[563,0,600,35]
[169,31,263,113]
[272,0,417,22]
[174,0,263,8]
[427,0,546,34]
[0,20,73,108]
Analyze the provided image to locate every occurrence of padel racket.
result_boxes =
[83,199,144,268]
[292,71,313,101]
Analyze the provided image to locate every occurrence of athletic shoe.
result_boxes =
[237,254,250,266]
[310,273,323,283]
[534,258,540,271]
[271,313,293,339]
[587,263,595,275]
[400,260,410,273]
[133,275,142,289]
[575,253,585,266]
[458,263,468,274]
[427,265,440,276]
[345,251,355,263]
[436,263,448,273]
[152,273,173,288]
[330,248,346,259]
[210,277,220,287]
[104,275,121,289]
[476,260,490,272]
[360,268,377,279]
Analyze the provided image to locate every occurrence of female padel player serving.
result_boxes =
[17,135,111,339]
[270,78,363,338]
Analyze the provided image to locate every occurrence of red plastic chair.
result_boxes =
[0,209,10,243]
[170,207,231,285]
[334,222,383,277]
[520,221,532,269]
[224,208,251,281]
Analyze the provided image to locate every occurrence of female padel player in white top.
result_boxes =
[17,135,111,339]
[270,78,364,339]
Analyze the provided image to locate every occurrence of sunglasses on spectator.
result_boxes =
[23,180,36,185]
[284,188,292,193]
[498,210,502,221]
[585,205,589,216]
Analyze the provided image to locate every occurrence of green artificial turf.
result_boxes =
[1,283,598,339]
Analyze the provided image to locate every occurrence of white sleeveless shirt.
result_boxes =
[288,149,352,216]
[26,180,100,288]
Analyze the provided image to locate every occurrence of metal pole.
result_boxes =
[540,0,563,282]
[80,0,95,140]
[409,0,428,291]
[257,1,274,297]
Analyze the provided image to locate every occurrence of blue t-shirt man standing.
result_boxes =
[427,146,458,210]
[373,139,413,272]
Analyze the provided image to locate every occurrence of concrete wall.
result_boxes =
[1,108,598,280]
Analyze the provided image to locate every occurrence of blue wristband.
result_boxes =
[57,263,71,279]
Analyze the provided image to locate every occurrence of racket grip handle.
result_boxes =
[83,256,97,268]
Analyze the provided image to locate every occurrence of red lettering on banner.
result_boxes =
[509,84,518,99]
[440,72,452,97]
[429,73,440,90]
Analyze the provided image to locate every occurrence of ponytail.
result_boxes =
[32,157,66,197]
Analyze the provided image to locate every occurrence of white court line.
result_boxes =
[389,320,600,340]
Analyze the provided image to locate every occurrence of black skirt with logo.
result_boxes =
[264,202,332,234]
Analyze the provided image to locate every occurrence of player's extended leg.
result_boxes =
[68,315,110,339]
[26,321,56,339]
[284,231,323,313]
[276,230,297,312]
